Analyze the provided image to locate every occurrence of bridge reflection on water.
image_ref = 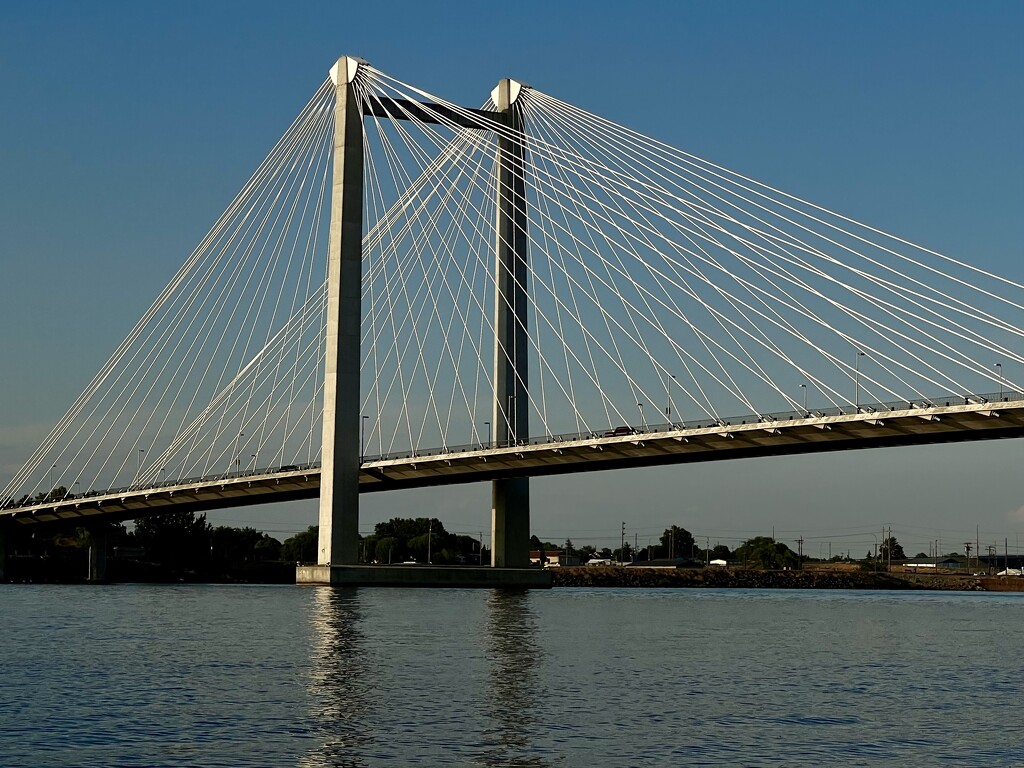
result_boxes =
[302,588,545,768]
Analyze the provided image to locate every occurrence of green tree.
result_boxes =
[133,510,211,567]
[711,544,732,561]
[880,536,905,562]
[282,526,318,563]
[734,536,799,570]
[374,536,399,563]
[660,525,694,559]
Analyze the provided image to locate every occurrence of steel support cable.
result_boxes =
[230,104,336,457]
[531,90,1024,309]
[371,109,460,450]
[519,107,615,429]
[143,99,336,482]
[159,98,335,474]
[4,85,335,499]
[193,108,336,476]
[360,70,631,424]
[151,277,328,475]
[367,112,444,453]
[497,102,966,411]
[648,184,990,401]
[264,128,333,464]
[532,98,1024,387]
[528,99,831,415]
[518,117,645,425]
[362,115,415,454]
[522,119,582,432]
[372,115,626,438]
[64,95,332,493]
[150,292,329,480]
[384,115,620,438]
[664,209,853,410]
[479,105,798,417]
[358,91,552,448]
[523,100,713,425]
[524,100,768,420]
[510,149,778,422]
[528,92,1024,366]
[375,102,502,448]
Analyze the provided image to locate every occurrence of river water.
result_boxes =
[2,585,1022,766]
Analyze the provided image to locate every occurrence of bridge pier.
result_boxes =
[491,78,531,568]
[0,524,7,581]
[317,56,365,567]
[87,529,107,582]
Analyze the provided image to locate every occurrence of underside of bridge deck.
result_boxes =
[5,400,1024,528]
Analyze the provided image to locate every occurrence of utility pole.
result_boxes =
[427,519,433,565]
[797,536,804,570]
[621,521,626,563]
[976,525,980,575]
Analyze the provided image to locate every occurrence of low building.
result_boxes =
[529,549,580,567]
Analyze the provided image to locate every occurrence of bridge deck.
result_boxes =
[5,400,1024,526]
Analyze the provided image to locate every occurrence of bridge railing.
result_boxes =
[363,390,1023,461]
[4,391,1020,511]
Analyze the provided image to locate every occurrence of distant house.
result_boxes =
[710,558,728,567]
[529,549,580,567]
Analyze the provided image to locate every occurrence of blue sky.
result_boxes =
[2,1,1022,557]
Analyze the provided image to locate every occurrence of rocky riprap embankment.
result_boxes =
[550,566,987,590]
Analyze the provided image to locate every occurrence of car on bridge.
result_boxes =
[602,426,637,437]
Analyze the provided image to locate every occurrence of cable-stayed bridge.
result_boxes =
[4,57,1024,577]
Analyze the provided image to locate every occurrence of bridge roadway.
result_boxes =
[5,397,1024,527]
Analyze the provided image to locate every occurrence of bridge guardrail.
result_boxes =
[4,390,1020,511]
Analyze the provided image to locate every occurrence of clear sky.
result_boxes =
[2,1,1022,558]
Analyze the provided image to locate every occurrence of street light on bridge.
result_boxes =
[854,351,866,411]
[800,383,808,415]
[996,362,1003,400]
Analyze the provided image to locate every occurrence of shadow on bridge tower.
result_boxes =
[304,56,542,587]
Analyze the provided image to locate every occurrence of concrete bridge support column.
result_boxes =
[87,529,107,582]
[317,56,365,567]
[491,79,531,568]
[0,525,8,581]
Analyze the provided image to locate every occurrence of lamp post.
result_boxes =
[137,449,145,486]
[665,374,677,422]
[49,463,56,496]
[854,352,865,410]
[638,402,646,430]
[232,433,243,476]
[361,415,368,462]
[484,421,491,448]
[250,454,257,472]
[996,362,1003,400]
[800,383,807,414]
